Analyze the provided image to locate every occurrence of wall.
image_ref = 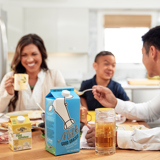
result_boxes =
[47,53,88,81]
[1,0,160,9]
[1,0,160,82]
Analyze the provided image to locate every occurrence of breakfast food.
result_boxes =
[0,132,8,143]
[1,122,8,128]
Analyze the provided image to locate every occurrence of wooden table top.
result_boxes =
[0,120,160,160]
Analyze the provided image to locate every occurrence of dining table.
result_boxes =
[0,120,160,160]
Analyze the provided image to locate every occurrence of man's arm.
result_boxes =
[85,125,160,150]
[117,128,160,150]
[93,85,160,122]
[116,97,160,122]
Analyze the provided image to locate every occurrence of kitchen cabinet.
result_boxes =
[132,89,159,103]
[56,8,89,53]
[1,6,23,52]
[24,8,89,53]
[24,8,58,53]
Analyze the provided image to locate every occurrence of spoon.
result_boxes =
[36,103,45,112]
[75,88,96,96]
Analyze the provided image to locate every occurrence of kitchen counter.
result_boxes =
[118,80,160,90]
[66,79,160,91]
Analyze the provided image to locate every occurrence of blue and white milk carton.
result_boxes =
[45,88,80,156]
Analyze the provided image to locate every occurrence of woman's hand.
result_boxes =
[85,125,95,147]
[92,85,117,108]
[4,75,14,95]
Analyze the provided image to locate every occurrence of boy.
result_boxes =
[79,51,129,110]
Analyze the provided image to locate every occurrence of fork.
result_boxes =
[36,103,45,112]
[0,113,6,118]
[76,88,95,96]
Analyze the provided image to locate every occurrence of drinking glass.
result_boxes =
[95,108,116,155]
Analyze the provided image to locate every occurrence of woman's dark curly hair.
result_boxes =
[9,34,48,111]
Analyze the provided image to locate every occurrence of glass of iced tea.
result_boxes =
[95,108,116,155]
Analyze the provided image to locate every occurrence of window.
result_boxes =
[103,14,151,63]
[104,27,149,63]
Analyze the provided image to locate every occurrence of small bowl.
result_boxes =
[38,122,45,134]
[80,122,85,131]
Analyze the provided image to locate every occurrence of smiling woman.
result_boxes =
[20,44,43,88]
[21,44,42,75]
[0,34,66,113]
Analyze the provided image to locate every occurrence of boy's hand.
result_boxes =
[85,124,95,147]
[85,124,118,148]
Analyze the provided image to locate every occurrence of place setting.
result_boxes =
[0,108,45,144]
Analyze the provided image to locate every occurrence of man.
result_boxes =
[86,25,160,150]
[79,51,129,111]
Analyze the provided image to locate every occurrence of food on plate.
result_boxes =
[0,132,8,143]
[1,122,8,128]
[27,110,43,119]
[0,121,41,130]
[31,121,37,126]
[30,121,42,127]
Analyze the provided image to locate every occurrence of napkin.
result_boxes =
[80,125,95,149]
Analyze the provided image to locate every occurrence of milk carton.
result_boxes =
[8,113,32,151]
[45,88,80,156]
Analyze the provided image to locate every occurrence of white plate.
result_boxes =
[5,110,43,119]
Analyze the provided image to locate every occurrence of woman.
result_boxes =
[0,34,66,112]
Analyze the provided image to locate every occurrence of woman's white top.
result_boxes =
[0,69,66,112]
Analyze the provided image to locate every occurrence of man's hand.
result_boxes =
[92,85,117,108]
[85,125,95,147]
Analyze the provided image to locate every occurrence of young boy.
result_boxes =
[79,51,129,110]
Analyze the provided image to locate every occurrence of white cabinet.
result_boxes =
[56,8,89,53]
[24,8,89,53]
[132,89,160,103]
[24,8,58,53]
[2,6,23,52]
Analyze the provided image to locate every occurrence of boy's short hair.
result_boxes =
[94,51,114,62]
[142,26,160,55]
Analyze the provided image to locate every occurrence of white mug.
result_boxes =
[14,74,29,91]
